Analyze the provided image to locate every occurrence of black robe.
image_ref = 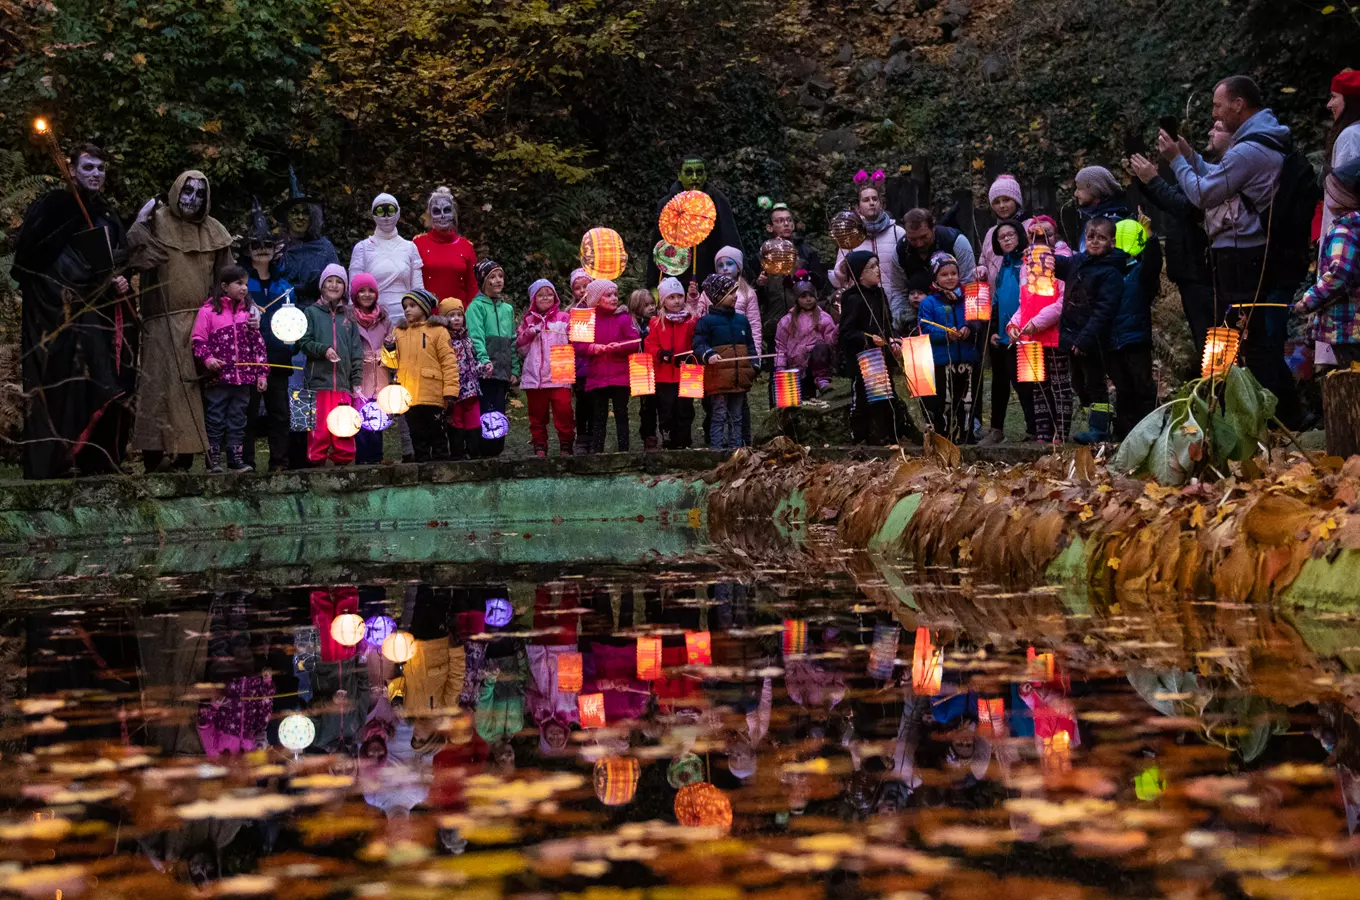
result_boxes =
[14,188,136,479]
[645,181,745,289]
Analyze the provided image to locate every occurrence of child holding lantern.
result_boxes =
[436,297,482,459]
[569,268,596,454]
[645,277,698,448]
[299,264,365,466]
[693,273,757,450]
[628,289,660,450]
[382,289,459,462]
[774,278,838,398]
[1005,224,1072,444]
[351,272,393,464]
[516,279,576,457]
[918,252,982,443]
[980,219,1037,445]
[584,279,640,453]
[1054,217,1127,444]
[191,265,269,472]
[466,259,519,457]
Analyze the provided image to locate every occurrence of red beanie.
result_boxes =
[1333,70,1360,98]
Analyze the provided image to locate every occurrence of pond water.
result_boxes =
[3,541,1360,899]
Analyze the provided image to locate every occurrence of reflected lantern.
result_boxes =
[330,612,365,647]
[829,210,867,250]
[485,597,513,628]
[594,756,640,806]
[377,384,412,416]
[581,227,628,281]
[364,615,396,648]
[578,692,606,728]
[685,631,712,666]
[278,713,315,752]
[271,298,308,343]
[556,652,583,692]
[326,404,362,439]
[782,619,807,657]
[636,636,662,680]
[382,630,417,663]
[674,783,732,831]
[759,238,797,276]
[911,627,943,695]
[659,190,717,249]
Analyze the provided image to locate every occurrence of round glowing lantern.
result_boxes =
[829,210,867,250]
[659,190,717,249]
[594,756,641,806]
[271,298,308,343]
[481,412,509,441]
[1202,327,1240,379]
[364,614,396,648]
[326,403,362,439]
[278,713,316,752]
[581,227,628,281]
[485,597,513,628]
[359,400,390,432]
[377,384,412,416]
[667,753,705,789]
[674,782,732,830]
[759,238,797,276]
[382,630,417,664]
[330,612,365,647]
[653,240,692,277]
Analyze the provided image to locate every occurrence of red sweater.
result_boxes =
[643,314,697,383]
[413,231,478,304]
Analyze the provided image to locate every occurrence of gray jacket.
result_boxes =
[1170,108,1290,249]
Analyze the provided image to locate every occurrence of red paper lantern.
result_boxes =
[659,191,717,249]
[685,631,712,666]
[911,627,943,696]
[783,619,807,657]
[679,363,705,399]
[556,652,583,693]
[569,307,596,344]
[978,697,1005,736]
[636,636,662,680]
[674,782,732,831]
[963,281,992,321]
[578,692,606,728]
[594,756,640,806]
[549,344,576,383]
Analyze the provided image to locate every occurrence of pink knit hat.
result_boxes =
[350,271,378,301]
[584,279,616,306]
[988,174,1023,207]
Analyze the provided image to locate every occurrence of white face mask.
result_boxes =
[74,154,107,192]
[372,198,399,236]
[430,197,456,231]
[178,177,207,217]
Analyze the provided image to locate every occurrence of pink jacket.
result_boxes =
[516,301,573,390]
[1006,243,1071,348]
[775,307,838,370]
[585,307,640,390]
[191,296,267,386]
[355,312,394,400]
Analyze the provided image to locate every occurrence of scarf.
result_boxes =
[664,310,690,323]
[352,303,385,329]
[862,210,895,238]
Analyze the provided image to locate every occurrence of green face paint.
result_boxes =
[678,158,707,191]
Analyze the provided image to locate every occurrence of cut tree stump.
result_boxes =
[1322,367,1360,459]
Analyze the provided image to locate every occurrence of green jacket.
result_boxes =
[298,301,364,393]
[465,292,520,380]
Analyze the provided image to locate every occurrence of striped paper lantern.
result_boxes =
[628,352,656,397]
[857,348,892,402]
[580,227,627,281]
[963,281,992,321]
[569,307,596,344]
[774,369,801,408]
[549,344,576,383]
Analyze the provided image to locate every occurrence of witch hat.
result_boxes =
[274,164,322,218]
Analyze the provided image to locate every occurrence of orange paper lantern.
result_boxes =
[674,782,732,831]
[578,692,606,728]
[782,619,807,657]
[659,191,717,249]
[556,652,583,693]
[580,227,628,281]
[1016,341,1045,383]
[569,307,596,343]
[1026,645,1055,682]
[911,627,943,696]
[549,344,576,383]
[629,352,656,396]
[678,363,705,399]
[978,697,1005,736]
[685,631,712,666]
[963,281,992,321]
[1041,729,1073,774]
[1024,246,1057,297]
[898,334,936,398]
[594,756,640,806]
[636,636,662,680]
[1202,327,1240,379]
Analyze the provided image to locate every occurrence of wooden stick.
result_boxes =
[713,352,778,363]
[917,318,963,338]
[236,361,302,370]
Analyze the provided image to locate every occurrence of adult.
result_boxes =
[1321,71,1360,261]
[127,169,232,472]
[413,186,477,304]
[755,201,825,351]
[1159,74,1302,428]
[645,156,744,289]
[273,173,338,307]
[896,207,977,298]
[831,174,910,328]
[13,143,137,479]
[349,192,425,324]
[976,174,1028,285]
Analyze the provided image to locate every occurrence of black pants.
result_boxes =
[1105,343,1157,439]
[407,404,450,462]
[639,394,658,444]
[1177,280,1220,377]
[655,382,695,449]
[988,343,1035,434]
[245,371,292,470]
[921,362,977,443]
[573,375,594,452]
[1213,247,1301,429]
[850,375,908,445]
[355,428,384,464]
[478,378,510,457]
[203,383,250,451]
[1072,351,1109,414]
[589,385,630,453]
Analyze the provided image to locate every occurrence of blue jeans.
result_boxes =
[709,392,748,450]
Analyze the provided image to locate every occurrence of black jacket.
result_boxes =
[838,284,896,376]
[1140,168,1211,287]
[896,224,964,293]
[1056,250,1129,354]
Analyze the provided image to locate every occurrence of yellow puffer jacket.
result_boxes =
[402,639,466,718]
[384,321,459,406]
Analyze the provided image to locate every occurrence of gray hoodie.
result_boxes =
[1170,108,1291,249]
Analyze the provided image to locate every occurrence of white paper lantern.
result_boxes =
[271,299,308,343]
[377,384,412,416]
[330,612,365,646]
[278,714,315,752]
[382,630,417,664]
[326,404,362,438]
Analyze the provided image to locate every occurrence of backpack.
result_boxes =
[1236,132,1321,288]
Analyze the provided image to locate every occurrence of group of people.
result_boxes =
[14,71,1360,478]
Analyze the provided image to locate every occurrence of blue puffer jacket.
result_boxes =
[918,291,981,366]
[1106,231,1162,351]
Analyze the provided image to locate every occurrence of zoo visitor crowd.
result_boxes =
[15,71,1360,479]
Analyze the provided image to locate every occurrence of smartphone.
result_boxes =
[1158,115,1179,141]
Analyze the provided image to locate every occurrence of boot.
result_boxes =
[227,445,253,472]
[534,444,548,458]
[205,445,224,473]
[559,442,574,457]
[1073,408,1112,445]
[447,428,465,460]
[464,428,483,459]
[643,435,660,452]
[978,427,1006,447]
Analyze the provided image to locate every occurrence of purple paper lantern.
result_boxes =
[485,597,513,627]
[364,615,396,648]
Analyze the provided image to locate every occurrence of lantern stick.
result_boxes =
[235,362,302,370]
[917,318,963,338]
[713,352,777,363]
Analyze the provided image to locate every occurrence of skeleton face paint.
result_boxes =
[73,154,107,193]
[178,177,207,218]
[679,158,707,191]
[287,204,312,238]
[429,196,456,232]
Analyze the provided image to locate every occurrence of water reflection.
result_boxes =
[3,556,1360,896]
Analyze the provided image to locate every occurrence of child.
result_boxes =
[1006,223,1071,444]
[246,237,298,471]
[516,279,576,457]
[299,264,365,466]
[980,220,1036,445]
[466,259,520,457]
[583,279,640,453]
[351,272,393,465]
[383,288,459,462]
[714,246,762,445]
[192,265,268,472]
[693,273,756,450]
[918,252,982,443]
[628,289,660,450]
[645,277,697,448]
[1055,217,1127,444]
[436,297,482,459]
[569,267,596,455]
[774,278,838,398]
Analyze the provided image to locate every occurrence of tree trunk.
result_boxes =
[1322,368,1360,458]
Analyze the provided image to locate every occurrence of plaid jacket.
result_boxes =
[1301,210,1360,345]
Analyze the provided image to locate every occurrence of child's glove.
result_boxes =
[383,338,396,351]
[256,376,268,392]
[659,350,674,364]
[751,362,762,376]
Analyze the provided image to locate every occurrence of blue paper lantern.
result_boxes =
[365,615,396,648]
[360,400,391,432]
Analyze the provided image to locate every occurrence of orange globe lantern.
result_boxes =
[674,782,732,831]
[581,227,628,281]
[659,191,717,249]
[829,210,867,250]
[594,756,640,806]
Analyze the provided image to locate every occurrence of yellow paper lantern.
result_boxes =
[685,631,711,666]
[963,281,992,321]
[674,782,732,831]
[636,636,662,680]
[898,334,936,398]
[556,652,583,693]
[1024,246,1057,297]
[594,756,640,806]
[271,299,308,343]
[376,384,412,416]
[330,612,365,647]
[578,692,606,728]
[659,191,717,249]
[783,619,807,657]
[911,627,943,696]
[549,344,576,383]
[569,307,596,344]
[678,363,705,399]
[381,630,417,664]
[829,210,867,250]
[1202,327,1240,379]
[628,352,656,397]
[759,238,797,276]
[581,227,628,281]
[326,403,362,438]
[1016,341,1045,383]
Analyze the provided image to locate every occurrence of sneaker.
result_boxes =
[205,446,224,474]
[816,379,833,393]
[559,444,574,457]
[534,445,548,458]
[978,428,1006,447]
[227,445,253,472]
